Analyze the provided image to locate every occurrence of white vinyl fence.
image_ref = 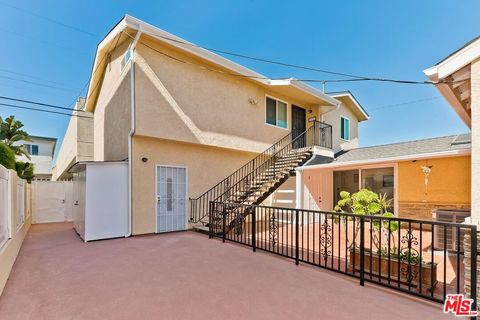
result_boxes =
[32,181,73,224]
[0,166,9,249]
[16,179,25,230]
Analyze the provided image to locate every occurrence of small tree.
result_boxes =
[335,189,398,254]
[0,115,32,159]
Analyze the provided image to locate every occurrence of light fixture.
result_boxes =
[421,165,433,195]
[141,157,148,163]
[248,98,258,106]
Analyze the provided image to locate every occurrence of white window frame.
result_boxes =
[265,95,289,130]
[154,165,188,233]
[340,116,350,141]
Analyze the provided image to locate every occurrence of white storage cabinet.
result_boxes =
[72,162,128,241]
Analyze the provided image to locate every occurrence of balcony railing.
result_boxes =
[209,201,478,310]
[189,121,333,223]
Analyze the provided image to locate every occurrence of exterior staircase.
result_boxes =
[189,121,332,231]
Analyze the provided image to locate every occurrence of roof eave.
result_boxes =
[297,148,471,171]
[329,92,369,121]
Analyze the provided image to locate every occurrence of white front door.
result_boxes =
[156,166,187,233]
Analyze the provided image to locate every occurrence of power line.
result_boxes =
[370,97,441,111]
[125,31,450,85]
[137,32,452,85]
[0,1,97,37]
[0,75,76,92]
[0,96,84,112]
[0,102,91,118]
[0,26,91,54]
[0,68,73,87]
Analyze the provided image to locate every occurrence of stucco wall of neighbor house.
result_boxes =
[0,171,31,296]
[397,156,471,220]
[320,101,359,152]
[131,135,257,235]
[53,111,94,181]
[134,37,325,154]
[93,39,132,161]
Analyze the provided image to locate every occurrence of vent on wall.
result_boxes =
[432,209,470,253]
[120,48,132,71]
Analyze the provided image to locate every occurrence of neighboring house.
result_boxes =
[296,134,471,220]
[52,97,94,181]
[64,15,369,237]
[423,35,480,224]
[17,136,57,181]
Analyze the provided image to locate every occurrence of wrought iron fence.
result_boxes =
[209,201,478,312]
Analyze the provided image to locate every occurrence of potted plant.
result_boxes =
[335,189,438,292]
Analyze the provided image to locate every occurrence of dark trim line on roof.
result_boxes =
[327,90,369,117]
[434,35,480,66]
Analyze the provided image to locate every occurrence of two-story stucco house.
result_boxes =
[17,136,57,181]
[60,15,369,237]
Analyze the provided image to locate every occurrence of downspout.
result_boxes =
[320,100,341,123]
[126,27,142,237]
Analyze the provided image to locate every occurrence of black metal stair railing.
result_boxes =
[189,121,332,224]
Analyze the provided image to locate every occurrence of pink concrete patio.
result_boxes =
[0,223,453,320]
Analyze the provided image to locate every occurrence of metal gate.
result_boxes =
[32,181,73,223]
[156,166,187,233]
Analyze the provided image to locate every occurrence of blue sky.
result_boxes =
[0,0,478,157]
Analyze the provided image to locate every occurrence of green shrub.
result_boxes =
[0,142,15,169]
[15,161,35,183]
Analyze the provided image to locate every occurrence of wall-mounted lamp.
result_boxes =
[141,157,148,163]
[248,98,258,106]
[308,109,313,114]
[421,165,433,195]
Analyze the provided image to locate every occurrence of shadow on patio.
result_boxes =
[0,223,453,320]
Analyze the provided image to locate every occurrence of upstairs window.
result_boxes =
[24,144,39,155]
[266,96,288,129]
[341,117,350,141]
[31,145,39,156]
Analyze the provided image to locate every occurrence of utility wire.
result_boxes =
[370,97,440,111]
[0,2,452,86]
[125,31,452,85]
[136,32,453,85]
[0,102,91,118]
[0,68,74,87]
[0,75,76,92]
[0,96,83,112]
[0,1,97,37]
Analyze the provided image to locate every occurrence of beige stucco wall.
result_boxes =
[321,101,359,152]
[134,37,323,153]
[131,135,257,235]
[0,171,31,296]
[93,39,132,161]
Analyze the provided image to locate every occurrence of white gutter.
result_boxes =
[297,148,471,171]
[320,99,341,123]
[126,28,142,238]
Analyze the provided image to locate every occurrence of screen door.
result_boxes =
[156,166,187,233]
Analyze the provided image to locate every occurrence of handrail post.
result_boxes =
[222,205,226,243]
[295,209,300,265]
[470,226,477,316]
[359,216,365,286]
[252,206,256,252]
[208,201,213,239]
